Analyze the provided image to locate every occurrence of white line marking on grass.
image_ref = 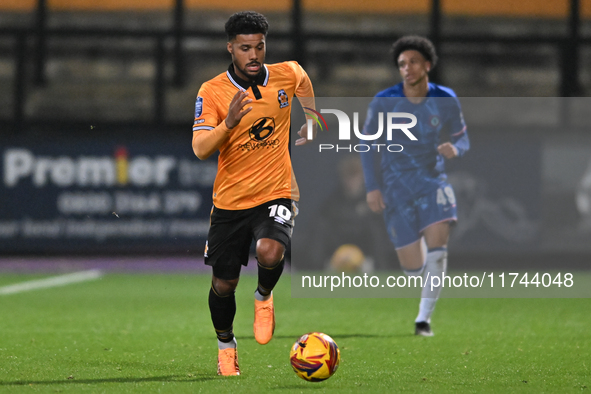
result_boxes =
[0,270,103,295]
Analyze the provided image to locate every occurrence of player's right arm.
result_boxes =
[366,189,386,213]
[360,97,386,213]
[192,89,253,160]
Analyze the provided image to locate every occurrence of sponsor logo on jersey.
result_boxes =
[195,96,203,117]
[249,117,275,141]
[277,89,289,108]
[238,117,279,151]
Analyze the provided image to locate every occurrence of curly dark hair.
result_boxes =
[391,35,438,69]
[225,11,269,41]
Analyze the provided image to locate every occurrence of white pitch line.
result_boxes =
[0,269,103,295]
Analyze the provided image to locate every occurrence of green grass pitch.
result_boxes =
[0,272,589,393]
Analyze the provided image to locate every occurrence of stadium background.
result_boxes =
[1,0,591,271]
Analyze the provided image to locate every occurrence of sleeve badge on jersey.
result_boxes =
[277,89,289,108]
[195,96,204,117]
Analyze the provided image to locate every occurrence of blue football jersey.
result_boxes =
[360,82,470,205]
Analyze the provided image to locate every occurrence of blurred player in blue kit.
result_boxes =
[360,36,470,336]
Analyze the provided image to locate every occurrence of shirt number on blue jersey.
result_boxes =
[436,186,456,206]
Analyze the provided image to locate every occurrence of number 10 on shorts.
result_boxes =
[268,204,292,221]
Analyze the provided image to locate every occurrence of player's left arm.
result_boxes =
[438,96,470,159]
[291,62,316,146]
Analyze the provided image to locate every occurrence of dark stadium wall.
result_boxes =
[2,0,590,19]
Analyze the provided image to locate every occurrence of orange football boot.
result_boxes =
[217,348,240,376]
[253,293,275,345]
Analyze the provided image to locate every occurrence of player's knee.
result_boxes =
[212,277,238,296]
[256,239,284,267]
[400,261,424,273]
[396,240,424,271]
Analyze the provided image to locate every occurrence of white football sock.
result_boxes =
[254,289,271,302]
[415,247,447,323]
[218,337,237,350]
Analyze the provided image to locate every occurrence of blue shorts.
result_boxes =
[383,183,457,249]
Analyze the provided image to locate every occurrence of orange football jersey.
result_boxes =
[193,61,314,210]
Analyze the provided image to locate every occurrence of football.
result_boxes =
[289,332,340,382]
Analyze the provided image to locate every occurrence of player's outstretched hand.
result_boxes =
[294,122,315,146]
[225,90,253,129]
[366,189,385,213]
[437,142,458,159]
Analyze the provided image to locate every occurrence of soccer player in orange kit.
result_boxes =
[192,11,315,376]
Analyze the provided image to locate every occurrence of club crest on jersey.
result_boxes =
[195,96,204,117]
[429,115,440,128]
[277,89,289,108]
